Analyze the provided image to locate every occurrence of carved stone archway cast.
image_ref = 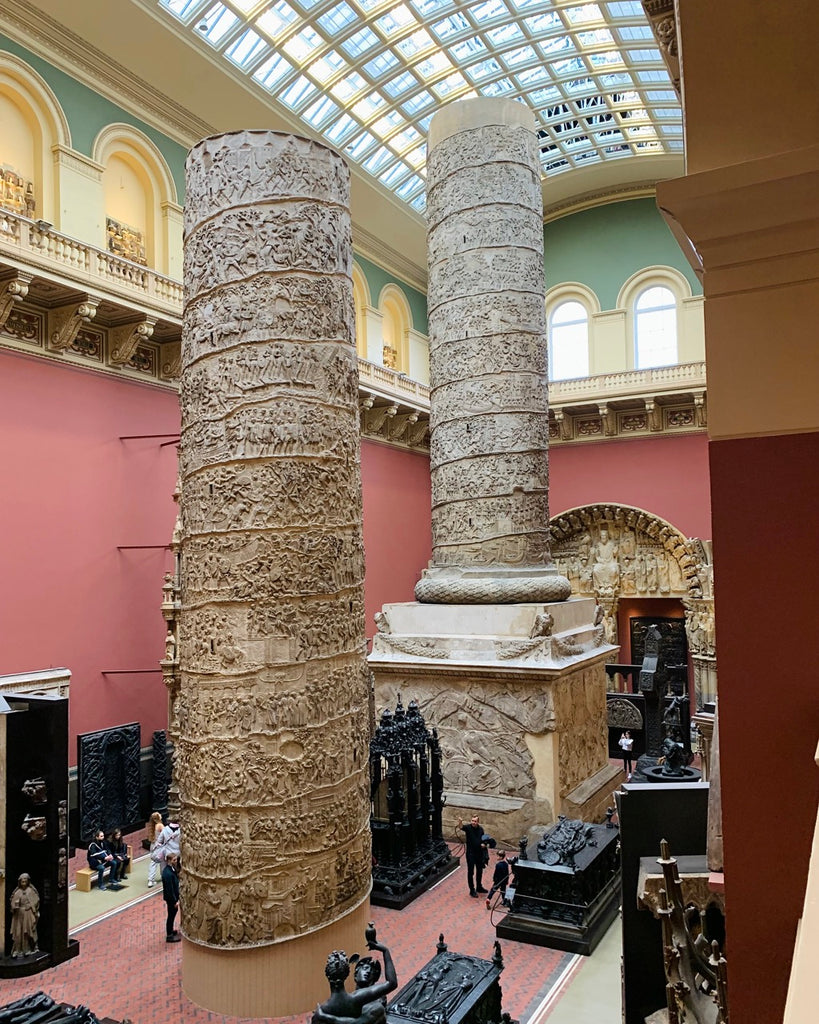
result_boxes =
[549,504,716,707]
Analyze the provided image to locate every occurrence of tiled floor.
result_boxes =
[0,840,622,1024]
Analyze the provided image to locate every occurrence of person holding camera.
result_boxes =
[457,815,488,898]
[485,850,512,908]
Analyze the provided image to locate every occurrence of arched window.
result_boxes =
[634,286,677,369]
[549,300,589,381]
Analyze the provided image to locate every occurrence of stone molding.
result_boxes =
[51,144,105,181]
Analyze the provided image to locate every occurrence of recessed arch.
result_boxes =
[93,123,178,272]
[0,52,71,223]
[378,282,413,372]
[549,503,716,706]
[352,261,371,359]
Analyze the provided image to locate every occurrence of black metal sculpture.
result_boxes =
[151,730,169,817]
[313,924,398,1024]
[370,698,457,908]
[387,934,509,1024]
[498,820,620,956]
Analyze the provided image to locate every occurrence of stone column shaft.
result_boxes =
[417,98,569,604]
[179,130,370,1017]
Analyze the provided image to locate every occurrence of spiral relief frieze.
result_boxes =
[417,100,570,605]
[179,131,370,951]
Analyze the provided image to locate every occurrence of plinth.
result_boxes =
[369,598,620,842]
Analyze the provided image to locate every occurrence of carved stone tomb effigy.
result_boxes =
[179,130,370,1017]
[370,99,618,843]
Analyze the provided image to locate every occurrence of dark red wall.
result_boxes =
[0,350,179,757]
[549,432,712,540]
[709,431,819,1023]
[361,439,431,639]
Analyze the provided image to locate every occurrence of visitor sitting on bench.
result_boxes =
[88,829,118,890]
[106,828,130,883]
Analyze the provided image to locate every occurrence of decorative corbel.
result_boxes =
[693,390,707,428]
[161,340,182,380]
[364,403,398,437]
[644,398,664,432]
[109,317,157,365]
[48,297,100,352]
[389,410,419,442]
[407,417,430,448]
[553,408,573,441]
[598,403,618,437]
[0,273,33,331]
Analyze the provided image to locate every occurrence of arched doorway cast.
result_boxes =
[549,503,716,707]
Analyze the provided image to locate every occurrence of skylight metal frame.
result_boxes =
[157,0,681,212]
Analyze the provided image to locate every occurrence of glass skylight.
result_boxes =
[156,0,682,214]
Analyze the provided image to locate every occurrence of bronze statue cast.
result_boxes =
[314,924,397,1024]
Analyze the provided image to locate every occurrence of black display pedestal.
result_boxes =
[496,823,620,956]
[616,781,709,1024]
[387,943,505,1024]
[0,692,80,978]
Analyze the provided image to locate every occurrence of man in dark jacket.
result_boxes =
[87,829,118,890]
[486,850,511,908]
[162,852,181,942]
[457,815,488,897]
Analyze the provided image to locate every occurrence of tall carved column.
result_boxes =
[179,131,370,1017]
[416,98,569,605]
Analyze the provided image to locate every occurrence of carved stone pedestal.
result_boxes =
[369,598,619,842]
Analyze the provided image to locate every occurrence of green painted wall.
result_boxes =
[355,254,428,334]
[1,34,187,201]
[543,198,702,309]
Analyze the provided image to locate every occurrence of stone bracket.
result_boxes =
[598,403,618,437]
[109,317,157,365]
[0,272,34,331]
[48,297,100,351]
[160,339,182,380]
[553,408,573,441]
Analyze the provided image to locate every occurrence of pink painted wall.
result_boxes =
[0,350,180,762]
[361,439,431,639]
[549,432,712,540]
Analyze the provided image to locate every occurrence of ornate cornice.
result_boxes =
[543,182,659,224]
[352,224,427,293]
[0,0,213,147]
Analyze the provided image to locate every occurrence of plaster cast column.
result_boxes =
[179,131,370,1017]
[416,97,569,604]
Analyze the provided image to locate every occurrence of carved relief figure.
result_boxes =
[592,527,619,596]
[10,874,39,957]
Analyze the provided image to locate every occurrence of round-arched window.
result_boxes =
[549,300,589,381]
[634,286,677,369]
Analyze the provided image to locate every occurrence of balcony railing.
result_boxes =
[0,209,183,315]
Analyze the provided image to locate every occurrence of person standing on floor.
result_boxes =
[457,814,488,898]
[619,730,634,777]
[162,852,181,943]
[485,849,511,909]
[146,812,164,888]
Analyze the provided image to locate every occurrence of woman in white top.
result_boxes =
[618,730,634,777]
[146,812,164,887]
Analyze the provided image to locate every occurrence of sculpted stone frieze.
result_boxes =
[182,461,362,535]
[180,130,369,950]
[418,100,569,604]
[185,274,355,354]
[426,123,540,183]
[426,163,541,225]
[430,412,551,464]
[430,373,550,424]
[428,249,546,307]
[431,453,548,507]
[428,298,547,352]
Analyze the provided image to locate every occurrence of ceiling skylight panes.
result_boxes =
[155,0,683,212]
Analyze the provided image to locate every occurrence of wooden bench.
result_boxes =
[75,845,133,892]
